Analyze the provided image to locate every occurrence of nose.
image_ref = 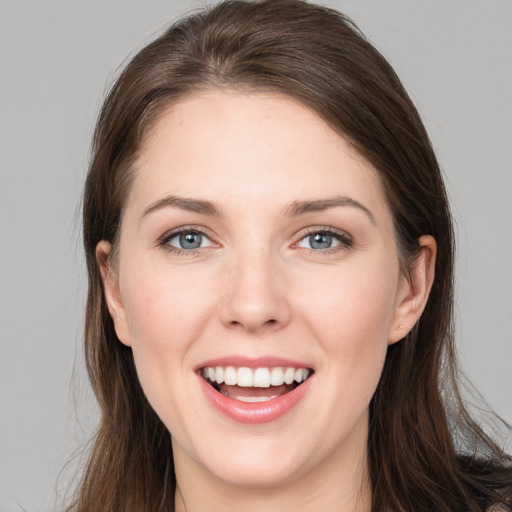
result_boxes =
[218,248,291,333]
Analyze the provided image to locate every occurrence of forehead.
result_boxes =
[128,90,391,224]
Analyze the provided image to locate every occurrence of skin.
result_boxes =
[97,90,436,512]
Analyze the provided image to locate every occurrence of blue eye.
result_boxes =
[165,230,212,251]
[309,233,336,249]
[296,230,351,251]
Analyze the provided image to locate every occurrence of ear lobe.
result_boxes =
[96,241,132,346]
[388,235,437,344]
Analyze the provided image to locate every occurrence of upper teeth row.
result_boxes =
[202,366,310,388]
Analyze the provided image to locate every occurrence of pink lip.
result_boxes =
[197,372,313,424]
[196,356,312,370]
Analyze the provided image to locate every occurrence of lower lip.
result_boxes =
[198,374,313,424]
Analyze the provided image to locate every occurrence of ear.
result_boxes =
[96,241,132,346]
[388,235,437,344]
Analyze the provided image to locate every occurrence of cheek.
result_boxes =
[122,264,213,350]
[297,259,399,352]
[297,260,397,404]
[118,262,215,405]
[118,264,216,431]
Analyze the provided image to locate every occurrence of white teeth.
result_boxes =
[270,367,285,386]
[233,395,279,403]
[237,367,253,387]
[224,366,237,385]
[253,368,271,388]
[219,391,279,402]
[284,367,295,385]
[202,365,311,388]
[294,368,309,383]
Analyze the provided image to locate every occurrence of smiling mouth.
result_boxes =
[200,366,313,402]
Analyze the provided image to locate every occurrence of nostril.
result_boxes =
[229,318,277,326]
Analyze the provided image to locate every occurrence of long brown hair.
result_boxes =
[74,1,511,510]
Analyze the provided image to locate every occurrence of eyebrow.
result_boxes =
[142,195,221,218]
[141,194,375,224]
[285,196,376,225]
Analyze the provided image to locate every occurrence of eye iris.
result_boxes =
[179,232,202,249]
[310,233,332,249]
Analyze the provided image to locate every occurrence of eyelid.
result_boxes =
[156,224,353,255]
[158,225,219,252]
[293,226,354,251]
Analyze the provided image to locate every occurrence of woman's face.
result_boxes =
[99,90,431,491]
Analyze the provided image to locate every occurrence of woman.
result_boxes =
[72,0,511,510]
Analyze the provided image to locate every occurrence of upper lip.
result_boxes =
[195,356,313,370]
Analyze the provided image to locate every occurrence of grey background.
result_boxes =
[1,1,511,510]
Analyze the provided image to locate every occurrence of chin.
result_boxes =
[206,452,308,489]
[173,428,312,490]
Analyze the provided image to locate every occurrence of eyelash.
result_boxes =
[158,226,354,255]
[295,227,354,254]
[158,226,214,255]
